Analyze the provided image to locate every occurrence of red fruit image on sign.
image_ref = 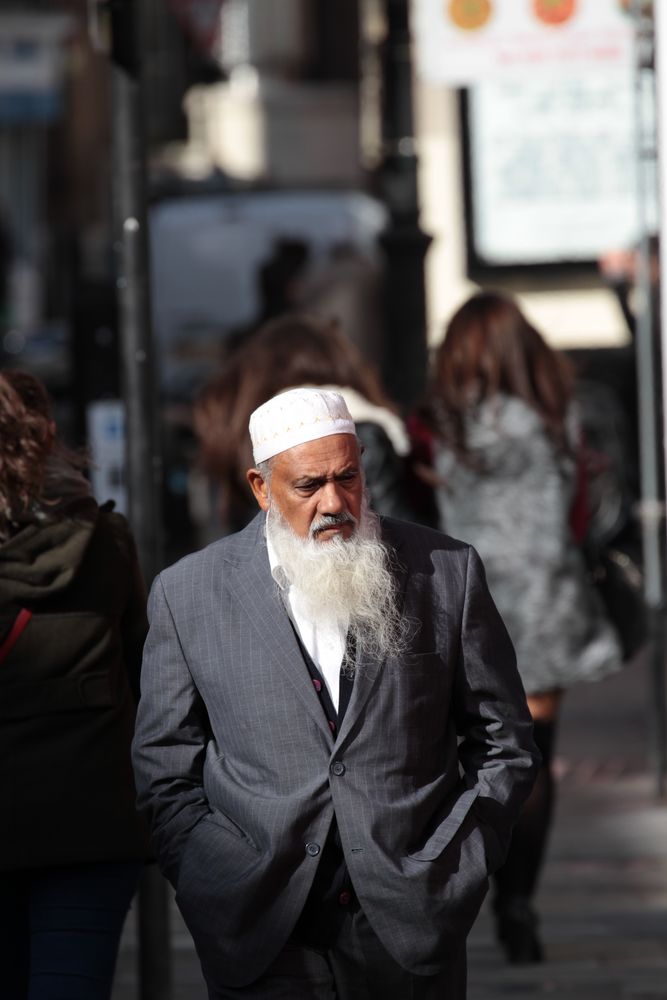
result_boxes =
[532,0,577,26]
[448,0,493,31]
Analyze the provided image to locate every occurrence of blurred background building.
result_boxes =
[1,3,650,382]
[0,0,658,553]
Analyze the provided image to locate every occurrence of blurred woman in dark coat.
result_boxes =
[0,370,149,999]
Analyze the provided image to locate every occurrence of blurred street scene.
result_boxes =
[2,0,667,997]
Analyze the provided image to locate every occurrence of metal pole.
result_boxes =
[109,0,172,995]
[376,0,431,410]
[645,0,667,799]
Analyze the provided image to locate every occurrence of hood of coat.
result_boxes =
[0,496,100,604]
[317,384,410,456]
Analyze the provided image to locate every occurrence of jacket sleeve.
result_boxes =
[453,545,540,871]
[131,572,211,884]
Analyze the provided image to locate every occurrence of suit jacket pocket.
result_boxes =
[403,812,490,944]
[205,809,259,850]
[175,811,260,904]
[406,786,480,862]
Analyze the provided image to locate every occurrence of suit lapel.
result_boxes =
[335,521,409,748]
[226,516,333,742]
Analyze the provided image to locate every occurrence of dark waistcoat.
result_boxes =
[290,627,357,946]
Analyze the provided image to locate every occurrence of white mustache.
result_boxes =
[310,512,357,537]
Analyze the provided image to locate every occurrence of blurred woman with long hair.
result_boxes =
[193,313,432,533]
[428,291,621,963]
[0,370,149,999]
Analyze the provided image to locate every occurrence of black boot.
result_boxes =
[493,895,544,964]
[492,720,556,965]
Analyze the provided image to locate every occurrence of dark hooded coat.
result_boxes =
[0,497,150,870]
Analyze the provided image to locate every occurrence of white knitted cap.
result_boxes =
[249,387,356,464]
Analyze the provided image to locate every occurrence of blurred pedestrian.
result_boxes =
[428,291,623,963]
[0,370,150,998]
[257,238,310,323]
[300,240,382,361]
[597,235,662,504]
[193,313,432,535]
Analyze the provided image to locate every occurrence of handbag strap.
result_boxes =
[0,608,32,665]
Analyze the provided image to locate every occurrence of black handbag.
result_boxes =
[587,545,647,662]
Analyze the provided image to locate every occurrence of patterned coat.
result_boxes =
[434,395,622,695]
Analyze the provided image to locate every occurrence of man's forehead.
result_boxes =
[274,433,360,476]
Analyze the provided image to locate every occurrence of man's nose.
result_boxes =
[318,481,346,514]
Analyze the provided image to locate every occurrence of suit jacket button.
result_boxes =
[332,761,346,776]
[305,842,320,857]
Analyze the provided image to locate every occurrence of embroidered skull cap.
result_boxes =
[249,387,356,465]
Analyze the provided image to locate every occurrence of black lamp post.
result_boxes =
[107,1,171,996]
[376,0,431,410]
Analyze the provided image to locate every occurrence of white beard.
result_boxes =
[265,496,409,663]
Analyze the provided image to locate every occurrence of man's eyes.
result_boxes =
[294,473,358,492]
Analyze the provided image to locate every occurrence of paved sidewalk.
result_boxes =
[113,651,667,999]
[468,650,667,999]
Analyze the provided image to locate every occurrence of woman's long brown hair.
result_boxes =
[0,370,55,532]
[430,291,574,459]
[193,313,395,521]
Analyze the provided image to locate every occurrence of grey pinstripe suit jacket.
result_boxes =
[132,513,538,989]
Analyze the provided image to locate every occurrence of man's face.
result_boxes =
[247,433,363,541]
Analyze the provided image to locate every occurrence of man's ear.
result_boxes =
[246,468,270,511]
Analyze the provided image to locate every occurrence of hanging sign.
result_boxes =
[413,0,635,85]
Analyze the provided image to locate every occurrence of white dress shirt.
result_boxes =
[266,534,347,711]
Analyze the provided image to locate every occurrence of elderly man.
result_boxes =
[132,387,538,999]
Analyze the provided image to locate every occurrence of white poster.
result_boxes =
[413,0,634,86]
[86,400,127,514]
[467,64,657,264]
